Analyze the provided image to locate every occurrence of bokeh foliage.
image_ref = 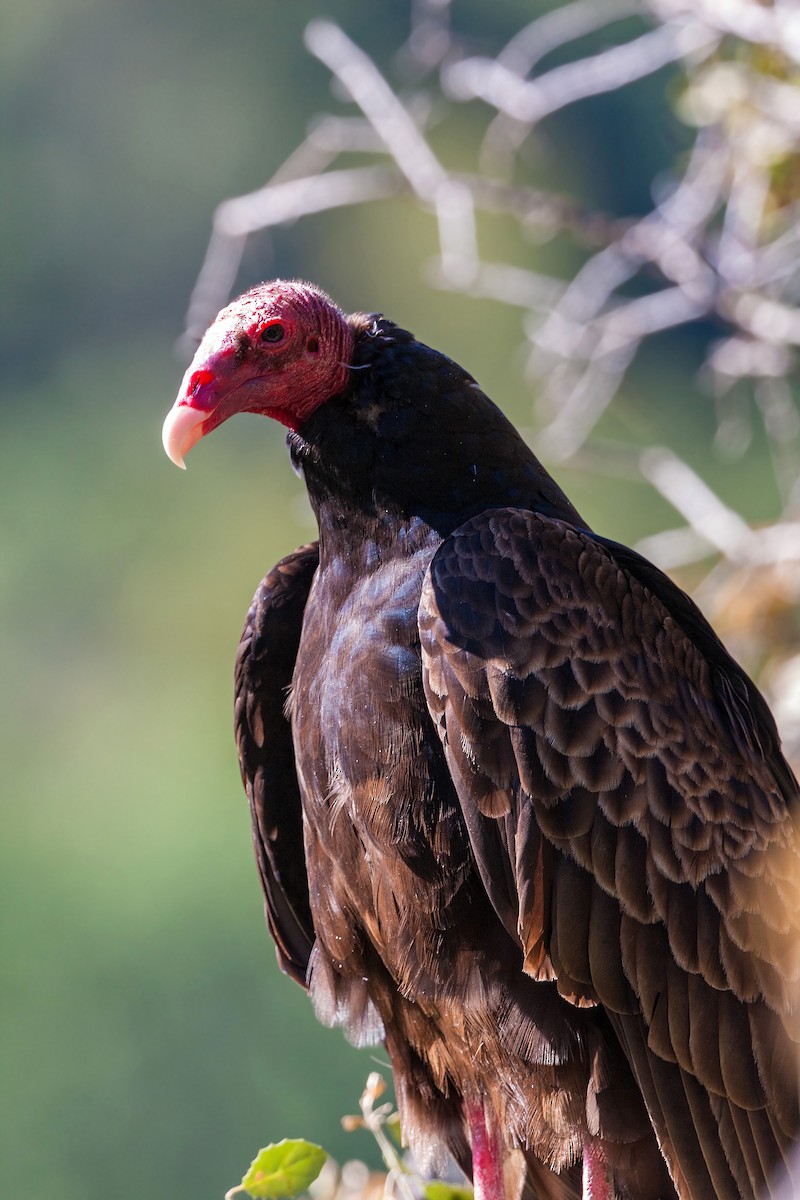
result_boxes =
[2,3,795,1200]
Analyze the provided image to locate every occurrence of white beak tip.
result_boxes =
[162,403,207,470]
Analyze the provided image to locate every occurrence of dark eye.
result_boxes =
[260,323,285,343]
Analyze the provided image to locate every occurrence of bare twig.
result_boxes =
[181,1,800,695]
[444,22,717,124]
[343,1075,417,1200]
[180,167,401,354]
[305,20,447,199]
[640,446,760,562]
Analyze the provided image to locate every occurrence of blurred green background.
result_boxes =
[2,3,788,1199]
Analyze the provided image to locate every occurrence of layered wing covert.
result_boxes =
[419,508,800,1199]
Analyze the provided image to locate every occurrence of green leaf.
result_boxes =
[424,1183,474,1200]
[384,1112,403,1146]
[234,1139,328,1200]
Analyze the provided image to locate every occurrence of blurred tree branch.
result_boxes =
[181,0,800,765]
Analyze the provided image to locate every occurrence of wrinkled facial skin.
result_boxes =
[162,280,354,467]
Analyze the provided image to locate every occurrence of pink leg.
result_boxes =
[582,1140,613,1200]
[466,1101,505,1200]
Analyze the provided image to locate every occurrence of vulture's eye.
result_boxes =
[260,323,285,343]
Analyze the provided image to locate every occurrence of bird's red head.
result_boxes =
[162,280,354,468]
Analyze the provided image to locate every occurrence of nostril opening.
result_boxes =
[188,368,215,398]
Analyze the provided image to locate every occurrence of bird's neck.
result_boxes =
[309,484,444,574]
[287,320,588,568]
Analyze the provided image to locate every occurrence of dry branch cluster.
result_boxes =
[182,0,800,761]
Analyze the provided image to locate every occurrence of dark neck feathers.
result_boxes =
[288,316,585,559]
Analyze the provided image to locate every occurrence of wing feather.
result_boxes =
[420,507,800,1196]
[234,542,319,985]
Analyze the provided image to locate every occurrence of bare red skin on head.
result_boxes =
[179,280,354,436]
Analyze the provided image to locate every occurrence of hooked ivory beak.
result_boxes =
[161,402,209,470]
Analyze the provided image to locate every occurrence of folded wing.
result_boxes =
[234,542,319,986]
[420,508,800,1199]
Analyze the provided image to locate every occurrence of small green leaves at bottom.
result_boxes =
[384,1112,403,1146]
[225,1139,328,1200]
[423,1182,474,1200]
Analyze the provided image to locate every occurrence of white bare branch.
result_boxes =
[444,22,717,125]
[181,167,401,351]
[497,0,642,76]
[304,19,447,200]
[640,446,760,562]
[215,167,400,239]
[180,0,800,668]
[650,0,800,66]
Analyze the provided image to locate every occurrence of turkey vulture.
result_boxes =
[162,280,800,1200]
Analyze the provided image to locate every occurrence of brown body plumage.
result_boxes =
[164,282,800,1200]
